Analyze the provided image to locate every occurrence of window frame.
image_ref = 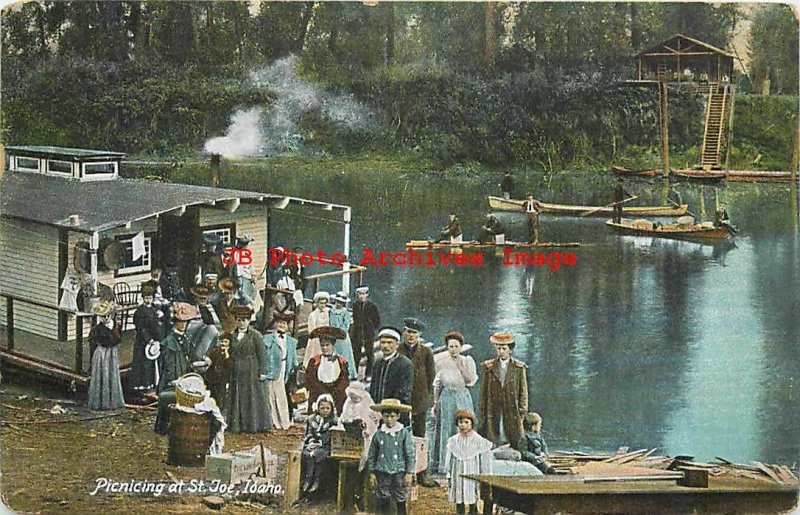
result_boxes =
[114,232,155,277]
[47,159,74,177]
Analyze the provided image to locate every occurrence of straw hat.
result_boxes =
[489,331,515,346]
[145,340,161,360]
[90,300,117,316]
[218,277,238,293]
[370,398,412,413]
[333,291,349,304]
[313,291,330,303]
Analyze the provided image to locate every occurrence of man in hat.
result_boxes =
[398,317,437,487]
[350,285,381,381]
[367,398,415,515]
[262,311,298,429]
[478,331,528,450]
[213,277,240,334]
[437,212,463,243]
[500,171,515,200]
[612,178,632,224]
[131,283,164,391]
[369,327,414,426]
[187,283,221,359]
[523,194,543,245]
[305,326,350,415]
[154,302,202,434]
[477,213,504,243]
[198,234,225,281]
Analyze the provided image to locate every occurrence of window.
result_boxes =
[47,160,73,176]
[115,233,152,276]
[202,225,235,247]
[83,162,116,175]
[15,157,40,172]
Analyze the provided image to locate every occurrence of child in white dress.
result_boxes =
[444,409,493,515]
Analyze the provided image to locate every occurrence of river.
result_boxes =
[239,165,799,465]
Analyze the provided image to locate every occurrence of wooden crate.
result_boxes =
[206,446,261,485]
[330,429,363,460]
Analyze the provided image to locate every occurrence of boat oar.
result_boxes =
[580,196,638,217]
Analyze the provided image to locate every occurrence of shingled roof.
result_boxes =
[0,172,280,233]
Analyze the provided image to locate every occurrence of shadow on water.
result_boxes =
[217,163,798,463]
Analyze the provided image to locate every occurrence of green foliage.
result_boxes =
[730,94,797,170]
[748,4,799,94]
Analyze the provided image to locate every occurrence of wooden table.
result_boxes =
[468,474,799,514]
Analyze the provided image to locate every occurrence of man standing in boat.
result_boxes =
[613,178,633,224]
[523,194,542,245]
[500,171,515,200]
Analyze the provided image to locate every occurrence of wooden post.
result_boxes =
[725,86,736,171]
[74,315,84,372]
[658,80,671,177]
[6,297,14,350]
[791,120,799,183]
[284,450,302,509]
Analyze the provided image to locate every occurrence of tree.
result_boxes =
[748,4,799,94]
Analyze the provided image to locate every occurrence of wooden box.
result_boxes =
[330,428,364,459]
[205,446,261,485]
[414,436,428,474]
[678,466,709,488]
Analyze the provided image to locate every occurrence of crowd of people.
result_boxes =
[84,234,555,513]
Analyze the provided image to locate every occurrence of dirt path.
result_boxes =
[0,383,453,514]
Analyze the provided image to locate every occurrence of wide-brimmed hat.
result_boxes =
[90,300,117,316]
[311,325,346,341]
[313,291,330,303]
[218,277,238,293]
[272,311,295,322]
[203,234,222,246]
[173,302,200,321]
[145,340,161,360]
[489,331,515,347]
[234,306,254,319]
[190,284,211,298]
[370,398,411,413]
[333,291,349,304]
[235,235,254,248]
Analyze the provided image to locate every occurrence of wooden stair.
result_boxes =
[700,85,729,168]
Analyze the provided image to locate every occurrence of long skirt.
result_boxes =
[334,336,358,380]
[130,339,155,389]
[87,346,125,410]
[268,366,292,430]
[429,387,474,474]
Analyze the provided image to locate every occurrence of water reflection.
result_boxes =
[236,166,799,465]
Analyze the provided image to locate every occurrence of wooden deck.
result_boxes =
[470,474,799,514]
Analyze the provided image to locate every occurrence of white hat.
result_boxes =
[145,340,161,360]
[313,291,330,302]
[355,286,369,294]
[377,327,401,342]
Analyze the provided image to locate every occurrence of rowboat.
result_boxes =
[724,170,795,183]
[610,165,659,177]
[606,218,732,241]
[672,169,726,182]
[487,196,689,217]
[406,239,581,249]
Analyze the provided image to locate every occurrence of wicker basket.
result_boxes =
[175,373,206,407]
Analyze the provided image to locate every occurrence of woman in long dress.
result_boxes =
[429,331,477,475]
[226,306,272,433]
[131,283,163,390]
[302,291,330,368]
[329,291,358,380]
[87,300,125,410]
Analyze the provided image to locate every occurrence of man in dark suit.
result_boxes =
[369,327,414,427]
[398,317,437,487]
[350,285,381,381]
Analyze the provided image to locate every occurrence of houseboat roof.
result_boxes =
[0,173,345,234]
[5,145,127,161]
[636,34,735,59]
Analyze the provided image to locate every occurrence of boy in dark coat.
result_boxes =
[521,412,554,474]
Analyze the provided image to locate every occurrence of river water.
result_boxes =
[247,166,799,466]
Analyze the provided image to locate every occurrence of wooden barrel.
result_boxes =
[168,407,212,467]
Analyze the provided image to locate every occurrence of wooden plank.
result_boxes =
[283,450,302,509]
[753,461,783,484]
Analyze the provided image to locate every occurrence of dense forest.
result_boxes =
[2,2,797,170]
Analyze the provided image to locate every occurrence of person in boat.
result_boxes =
[613,178,633,224]
[500,171,515,200]
[714,203,738,234]
[523,194,542,245]
[437,212,463,243]
[477,214,504,243]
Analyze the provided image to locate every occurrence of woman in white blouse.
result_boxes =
[429,331,478,475]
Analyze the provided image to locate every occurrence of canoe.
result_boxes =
[610,165,659,177]
[406,240,581,249]
[672,169,726,182]
[606,219,732,241]
[487,196,689,217]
